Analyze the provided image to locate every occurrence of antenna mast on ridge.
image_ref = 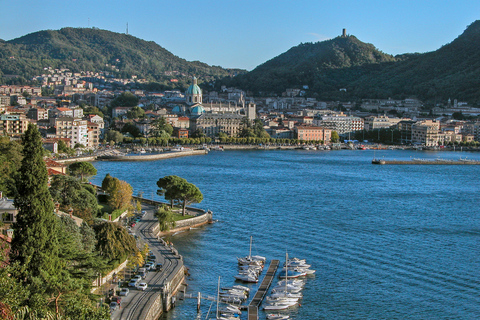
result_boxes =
[126,23,129,35]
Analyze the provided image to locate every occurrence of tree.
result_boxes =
[125,106,145,119]
[331,131,340,143]
[102,174,133,210]
[120,123,142,138]
[110,92,139,109]
[105,130,124,144]
[10,124,62,310]
[155,205,176,231]
[93,222,137,261]
[68,161,97,182]
[156,175,203,216]
[0,136,23,197]
[149,117,173,138]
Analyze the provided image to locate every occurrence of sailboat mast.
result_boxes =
[216,276,220,319]
[249,235,252,259]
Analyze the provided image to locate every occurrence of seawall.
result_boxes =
[97,149,207,161]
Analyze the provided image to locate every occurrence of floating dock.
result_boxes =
[248,259,280,320]
[372,159,480,165]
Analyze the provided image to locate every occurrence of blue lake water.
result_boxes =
[91,149,480,320]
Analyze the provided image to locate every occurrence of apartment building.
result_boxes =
[55,117,88,147]
[0,114,29,136]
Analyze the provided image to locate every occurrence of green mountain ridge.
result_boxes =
[222,20,480,103]
[0,27,241,89]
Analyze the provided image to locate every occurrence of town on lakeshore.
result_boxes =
[2,28,480,320]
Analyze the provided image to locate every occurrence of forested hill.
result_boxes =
[221,20,480,103]
[0,27,242,88]
[220,34,398,97]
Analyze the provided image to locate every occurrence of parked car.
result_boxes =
[137,282,148,291]
[132,275,142,282]
[156,263,163,271]
[128,280,138,287]
[110,301,119,312]
[130,222,136,227]
[145,262,154,270]
[119,288,129,296]
[111,296,121,306]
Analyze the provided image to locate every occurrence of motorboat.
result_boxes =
[234,273,258,283]
[263,300,298,310]
[266,314,290,320]
[278,269,307,279]
[266,296,300,303]
[277,279,304,287]
[268,291,302,299]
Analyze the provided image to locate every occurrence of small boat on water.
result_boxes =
[267,314,290,320]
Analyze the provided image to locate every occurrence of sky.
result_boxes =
[1,0,479,71]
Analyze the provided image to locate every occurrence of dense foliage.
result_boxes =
[0,136,22,197]
[8,124,110,318]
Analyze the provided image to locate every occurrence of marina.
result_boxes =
[248,260,280,320]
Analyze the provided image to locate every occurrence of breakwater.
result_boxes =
[373,159,480,165]
[97,149,207,161]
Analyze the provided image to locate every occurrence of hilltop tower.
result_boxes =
[342,28,347,37]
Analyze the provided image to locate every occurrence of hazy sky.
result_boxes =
[1,0,479,70]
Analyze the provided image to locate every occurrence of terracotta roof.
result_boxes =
[48,168,66,176]
[44,159,66,167]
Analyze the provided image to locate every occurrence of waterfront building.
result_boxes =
[411,120,441,146]
[190,113,244,138]
[295,126,331,142]
[314,114,363,136]
[364,115,403,130]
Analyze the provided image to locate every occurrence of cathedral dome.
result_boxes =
[190,105,205,115]
[186,77,202,95]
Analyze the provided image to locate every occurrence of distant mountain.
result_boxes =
[222,21,480,103]
[0,27,243,89]
[221,34,398,97]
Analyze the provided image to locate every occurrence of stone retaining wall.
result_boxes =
[97,150,207,161]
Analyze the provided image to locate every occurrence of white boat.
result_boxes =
[234,273,258,283]
[263,300,298,310]
[217,304,241,315]
[281,266,315,275]
[267,314,290,320]
[221,285,250,294]
[278,270,307,279]
[277,279,304,287]
[271,286,303,294]
[266,296,300,303]
[237,236,266,265]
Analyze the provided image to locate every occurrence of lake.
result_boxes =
[91,149,480,320]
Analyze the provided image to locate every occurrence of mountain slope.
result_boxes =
[350,20,480,102]
[223,35,397,96]
[0,27,240,87]
[223,20,480,103]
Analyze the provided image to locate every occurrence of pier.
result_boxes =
[248,259,280,320]
[372,159,480,165]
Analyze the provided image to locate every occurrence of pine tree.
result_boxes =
[10,124,61,300]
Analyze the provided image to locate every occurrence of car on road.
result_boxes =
[137,282,148,291]
[110,301,119,312]
[145,262,154,270]
[156,263,163,271]
[130,222,136,227]
[132,275,142,282]
[119,288,129,296]
[128,280,138,287]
